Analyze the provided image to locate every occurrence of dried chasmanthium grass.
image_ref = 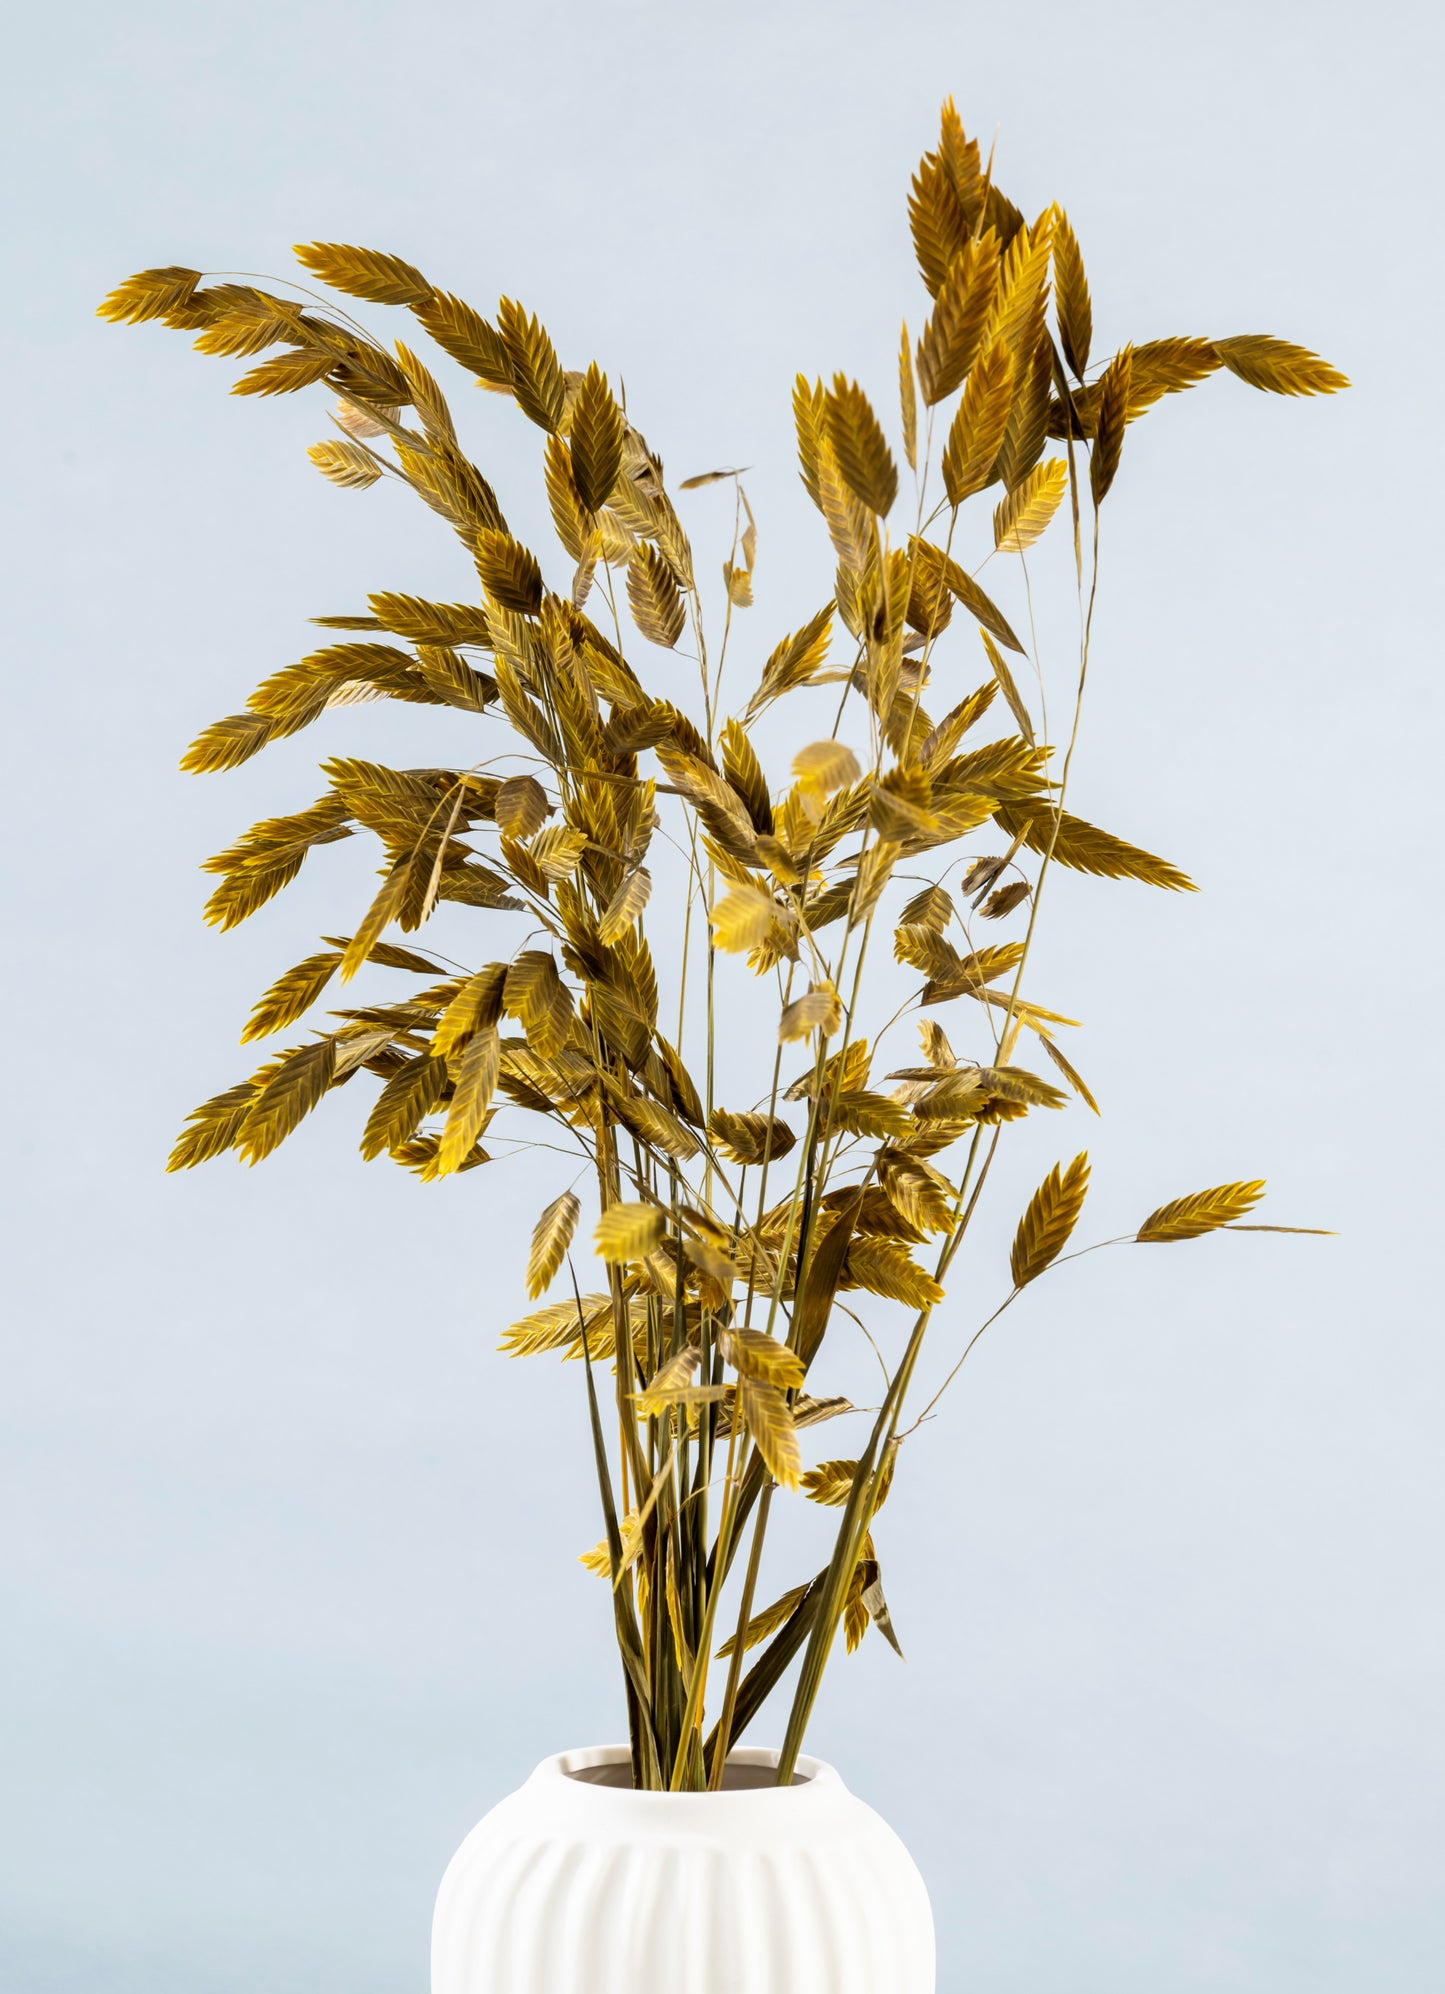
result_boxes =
[101,100,1345,1790]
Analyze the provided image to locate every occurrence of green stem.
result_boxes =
[708,1480,774,1787]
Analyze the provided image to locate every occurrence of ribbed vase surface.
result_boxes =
[431,1744,935,1994]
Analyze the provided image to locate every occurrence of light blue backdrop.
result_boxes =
[4,2,1441,1990]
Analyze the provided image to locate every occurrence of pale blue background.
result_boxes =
[4,2,1442,1990]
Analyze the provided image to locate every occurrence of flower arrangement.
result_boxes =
[101,99,1344,1791]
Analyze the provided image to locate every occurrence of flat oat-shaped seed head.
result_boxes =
[779,981,842,1043]
[526,1191,582,1299]
[494,774,551,840]
[1137,1180,1266,1242]
[594,1202,666,1265]
[710,883,782,954]
[293,242,432,306]
[792,740,860,796]
[1010,1153,1090,1287]
[993,457,1068,553]
[824,376,899,517]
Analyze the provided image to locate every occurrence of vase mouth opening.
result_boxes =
[546,1744,825,1795]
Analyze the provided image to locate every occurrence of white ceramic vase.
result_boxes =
[431,1743,934,1994]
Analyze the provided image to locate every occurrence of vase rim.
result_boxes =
[533,1743,836,1803]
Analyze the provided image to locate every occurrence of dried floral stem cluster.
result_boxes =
[102,100,1343,1790]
